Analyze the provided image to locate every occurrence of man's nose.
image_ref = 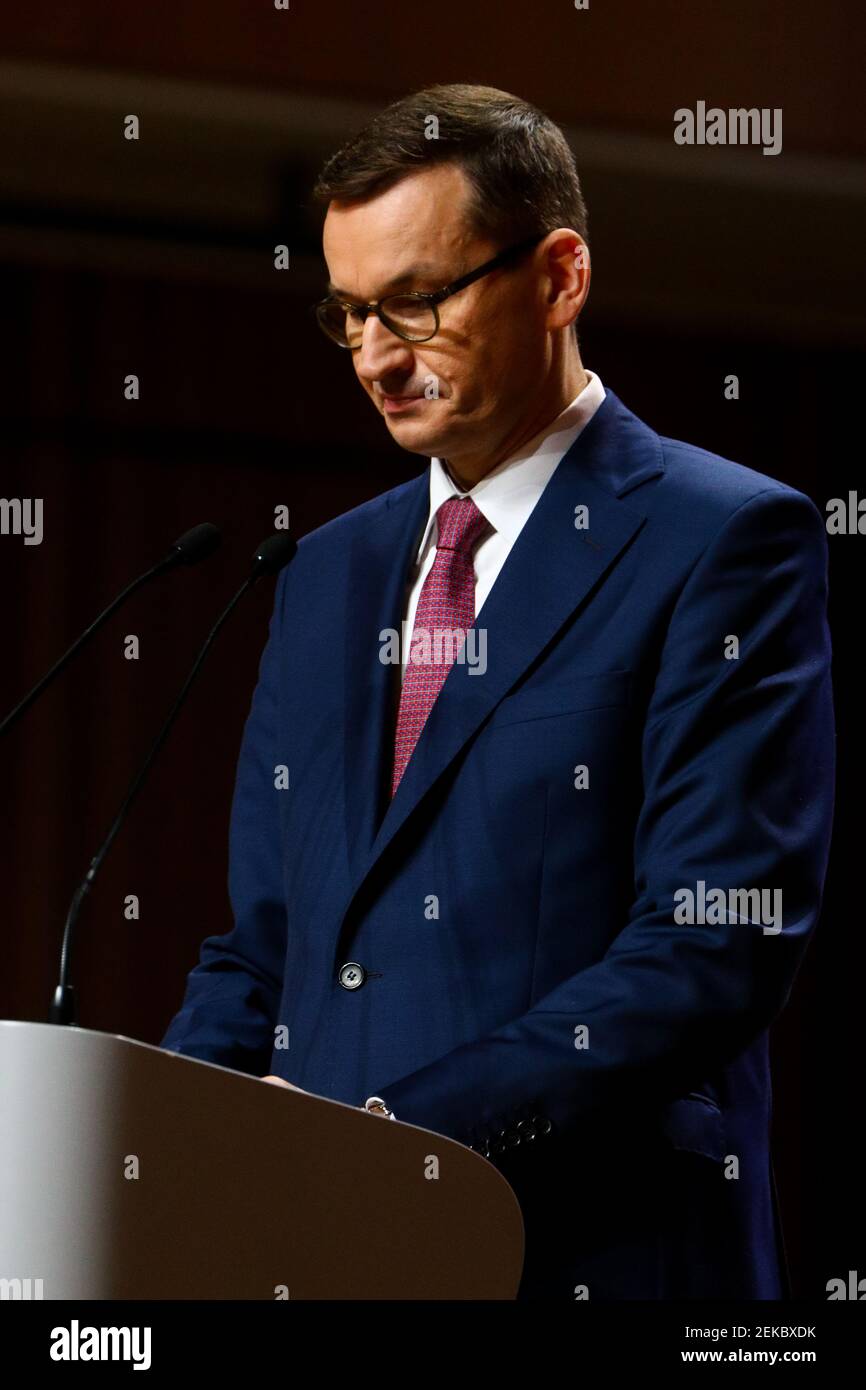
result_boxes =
[354,313,415,384]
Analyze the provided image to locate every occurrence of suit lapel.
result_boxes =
[343,473,430,880]
[339,389,663,936]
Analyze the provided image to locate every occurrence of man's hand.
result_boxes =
[262,1076,394,1119]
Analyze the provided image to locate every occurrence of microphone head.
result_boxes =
[250,532,297,579]
[166,522,222,567]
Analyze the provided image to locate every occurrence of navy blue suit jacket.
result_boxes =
[161,389,834,1299]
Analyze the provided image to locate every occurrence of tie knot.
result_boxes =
[435,496,489,554]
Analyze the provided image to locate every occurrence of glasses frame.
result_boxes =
[313,232,547,349]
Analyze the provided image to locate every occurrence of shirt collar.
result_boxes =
[416,371,606,562]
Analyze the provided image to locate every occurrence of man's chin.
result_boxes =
[383,411,451,457]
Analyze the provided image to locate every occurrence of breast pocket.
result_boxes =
[487,670,633,729]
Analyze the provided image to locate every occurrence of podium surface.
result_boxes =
[0,1020,524,1299]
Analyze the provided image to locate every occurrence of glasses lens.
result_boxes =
[317,300,359,347]
[316,296,438,346]
[380,295,438,342]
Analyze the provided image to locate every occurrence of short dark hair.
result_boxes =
[313,83,588,247]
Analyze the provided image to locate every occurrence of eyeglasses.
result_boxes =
[313,232,547,349]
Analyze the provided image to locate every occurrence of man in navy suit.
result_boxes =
[161,84,835,1300]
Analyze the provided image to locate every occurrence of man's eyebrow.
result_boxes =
[326,262,447,300]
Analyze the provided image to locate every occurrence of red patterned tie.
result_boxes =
[390,496,490,797]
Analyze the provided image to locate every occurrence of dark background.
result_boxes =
[0,2,862,1298]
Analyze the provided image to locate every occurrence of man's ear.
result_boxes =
[542,229,590,331]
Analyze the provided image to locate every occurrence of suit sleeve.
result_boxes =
[377,487,835,1142]
[159,569,289,1075]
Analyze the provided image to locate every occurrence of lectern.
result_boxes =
[0,1020,524,1299]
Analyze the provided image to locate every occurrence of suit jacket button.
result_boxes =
[533,1115,553,1136]
[517,1118,537,1141]
[338,962,366,990]
[479,1139,492,1158]
[502,1126,522,1149]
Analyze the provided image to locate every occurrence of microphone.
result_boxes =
[0,522,222,739]
[48,531,298,1026]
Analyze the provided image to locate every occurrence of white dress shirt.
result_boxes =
[399,371,606,679]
